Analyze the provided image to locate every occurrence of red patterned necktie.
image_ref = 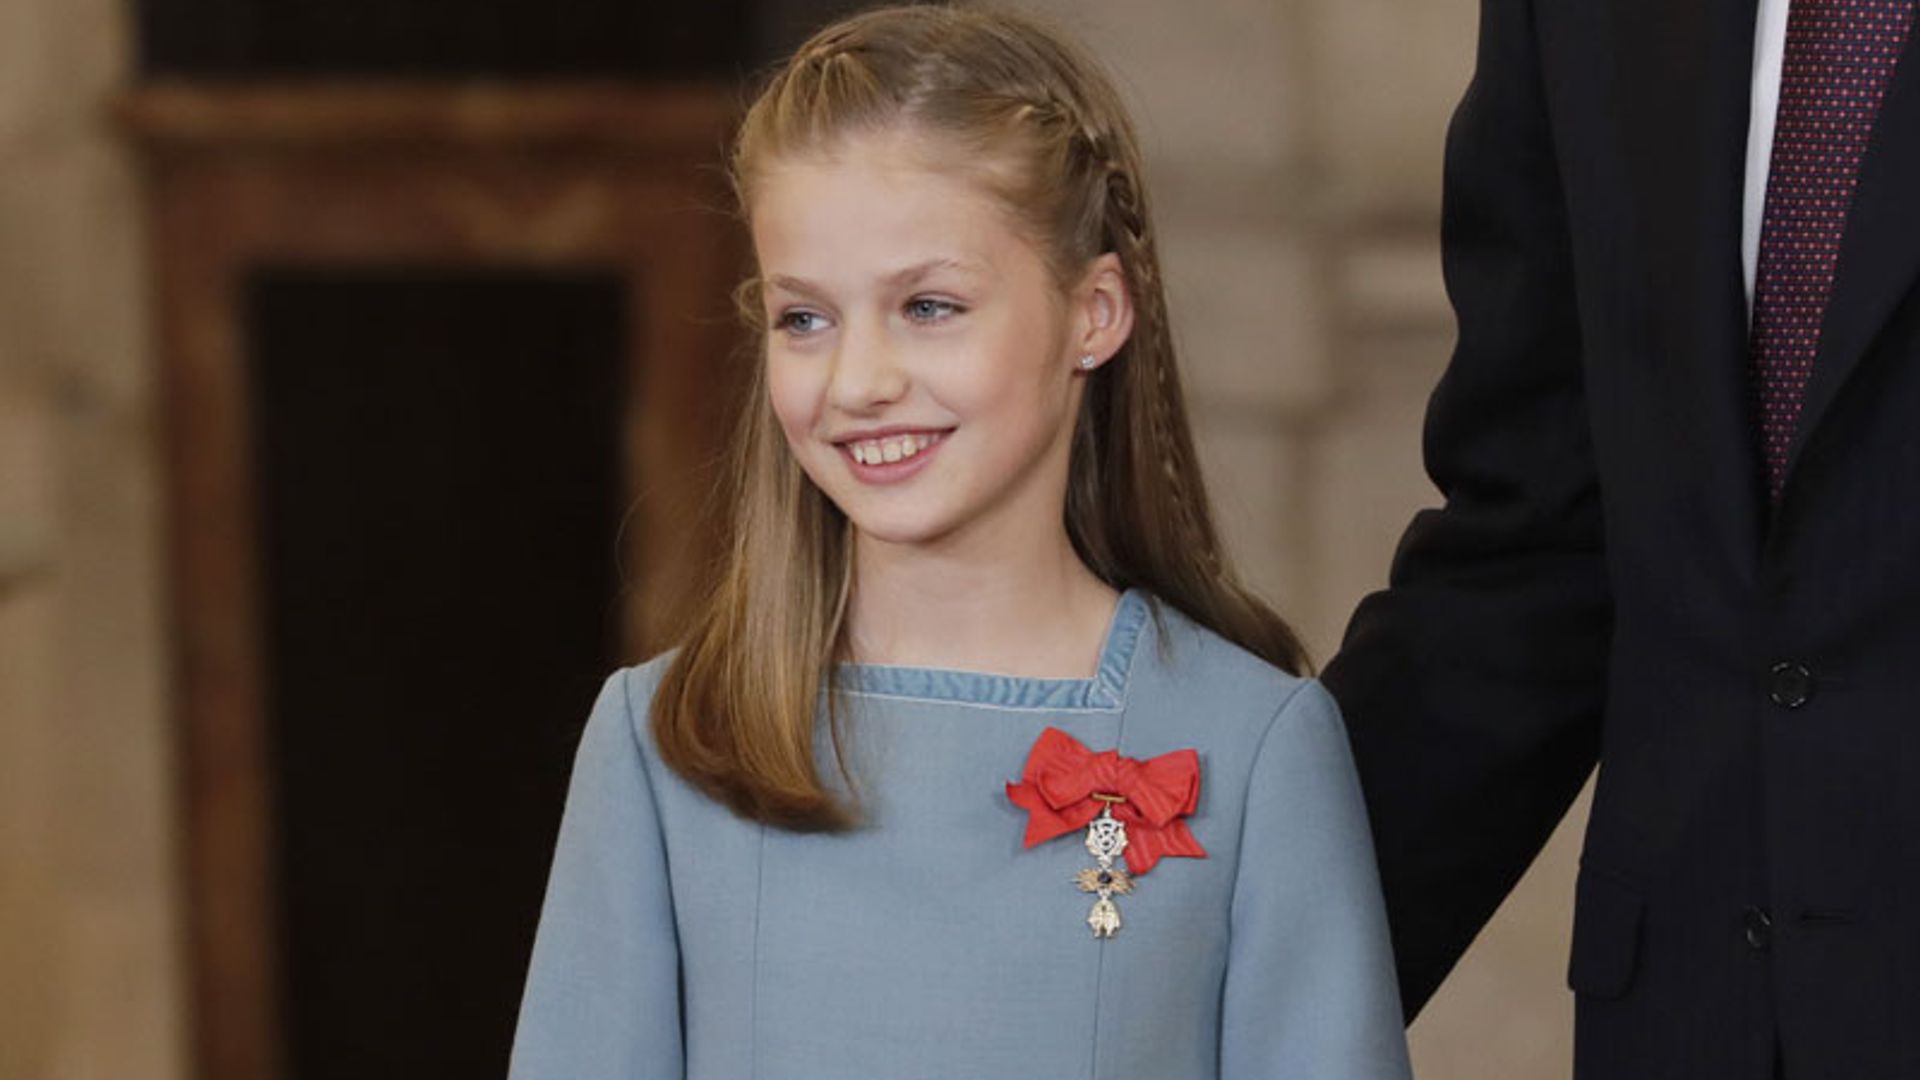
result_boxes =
[1750,0,1919,500]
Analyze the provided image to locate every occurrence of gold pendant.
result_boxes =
[1078,805,1130,938]
[1074,866,1134,894]
[1088,897,1122,937]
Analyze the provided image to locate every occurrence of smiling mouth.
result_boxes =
[838,430,947,465]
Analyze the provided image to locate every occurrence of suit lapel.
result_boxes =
[1608,0,1765,566]
[1781,24,1920,492]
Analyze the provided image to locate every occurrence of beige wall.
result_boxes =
[0,0,1588,1075]
[0,0,185,1075]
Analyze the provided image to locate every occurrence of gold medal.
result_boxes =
[1007,728,1208,941]
[1078,801,1130,938]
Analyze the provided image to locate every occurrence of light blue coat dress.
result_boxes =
[509,590,1412,1080]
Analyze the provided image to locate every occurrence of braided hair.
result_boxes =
[656,4,1308,830]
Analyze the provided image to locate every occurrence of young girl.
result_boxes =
[509,7,1410,1078]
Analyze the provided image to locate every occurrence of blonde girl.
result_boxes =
[510,7,1410,1078]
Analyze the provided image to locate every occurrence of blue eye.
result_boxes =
[776,309,828,335]
[905,297,962,323]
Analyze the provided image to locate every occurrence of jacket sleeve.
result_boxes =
[1320,0,1610,1021]
[509,669,684,1079]
[1220,682,1412,1080]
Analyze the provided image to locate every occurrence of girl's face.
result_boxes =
[752,128,1127,553]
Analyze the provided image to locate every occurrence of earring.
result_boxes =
[1076,354,1097,370]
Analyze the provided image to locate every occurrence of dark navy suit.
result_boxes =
[1324,0,1920,1076]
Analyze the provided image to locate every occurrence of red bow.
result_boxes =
[1005,727,1206,875]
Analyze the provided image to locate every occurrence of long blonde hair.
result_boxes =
[652,4,1308,830]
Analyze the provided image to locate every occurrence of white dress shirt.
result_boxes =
[1743,0,1795,310]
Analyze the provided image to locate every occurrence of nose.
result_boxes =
[825,321,908,413]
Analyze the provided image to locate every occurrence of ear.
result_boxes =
[1070,252,1134,371]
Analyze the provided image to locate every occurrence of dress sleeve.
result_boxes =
[1220,681,1412,1080]
[509,668,684,1080]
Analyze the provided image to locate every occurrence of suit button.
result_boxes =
[1769,662,1813,708]
[1743,906,1772,951]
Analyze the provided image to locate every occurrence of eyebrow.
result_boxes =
[882,257,981,288]
[766,258,984,300]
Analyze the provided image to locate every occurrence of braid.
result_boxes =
[1078,126,1225,578]
[1056,102,1306,674]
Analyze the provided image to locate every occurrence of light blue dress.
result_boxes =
[509,590,1412,1080]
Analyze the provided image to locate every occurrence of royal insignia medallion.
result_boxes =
[1006,727,1206,939]
[1079,802,1131,937]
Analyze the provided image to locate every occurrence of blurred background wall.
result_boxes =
[0,0,183,1077]
[0,0,1592,1076]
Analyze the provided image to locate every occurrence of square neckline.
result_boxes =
[829,587,1151,712]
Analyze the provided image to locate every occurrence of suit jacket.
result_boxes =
[1322,0,1920,1076]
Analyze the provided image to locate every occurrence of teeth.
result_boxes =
[848,432,939,465]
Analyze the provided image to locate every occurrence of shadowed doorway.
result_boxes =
[247,267,624,1077]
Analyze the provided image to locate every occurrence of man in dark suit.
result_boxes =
[1321,0,1920,1076]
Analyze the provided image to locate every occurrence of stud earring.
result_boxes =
[1076,354,1097,370]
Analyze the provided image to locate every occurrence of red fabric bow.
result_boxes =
[1005,727,1205,875]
